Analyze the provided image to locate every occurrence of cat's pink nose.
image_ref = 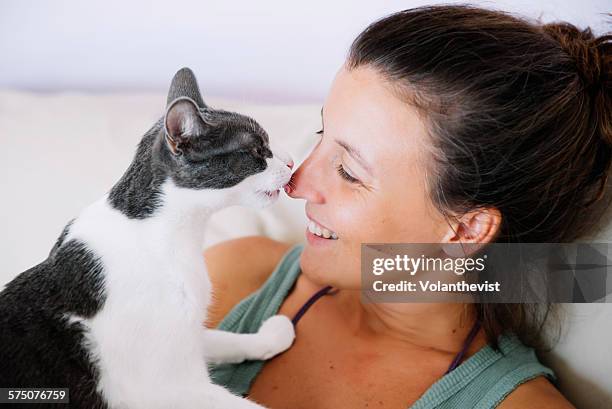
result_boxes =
[286,160,294,169]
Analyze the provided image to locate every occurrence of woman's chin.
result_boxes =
[300,246,361,290]
[299,250,332,285]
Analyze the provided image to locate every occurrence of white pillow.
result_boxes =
[0,90,610,409]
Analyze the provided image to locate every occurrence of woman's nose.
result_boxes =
[285,155,325,203]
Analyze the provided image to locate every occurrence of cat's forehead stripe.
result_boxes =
[210,110,268,146]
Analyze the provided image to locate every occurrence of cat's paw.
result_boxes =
[254,315,295,360]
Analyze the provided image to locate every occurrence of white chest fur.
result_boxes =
[64,181,216,406]
[62,179,294,409]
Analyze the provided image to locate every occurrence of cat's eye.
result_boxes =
[251,146,272,159]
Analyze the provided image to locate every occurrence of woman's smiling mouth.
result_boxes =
[306,216,338,240]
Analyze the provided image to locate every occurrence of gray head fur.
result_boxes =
[108,67,273,219]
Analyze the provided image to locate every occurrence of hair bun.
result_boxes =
[542,22,610,90]
[543,21,612,206]
[543,21,612,150]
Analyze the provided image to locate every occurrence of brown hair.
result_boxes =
[346,4,612,349]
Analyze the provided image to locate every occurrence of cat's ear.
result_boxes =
[166,67,206,108]
[164,97,206,155]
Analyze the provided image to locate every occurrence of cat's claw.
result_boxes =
[255,315,295,360]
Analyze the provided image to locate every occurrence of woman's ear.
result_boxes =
[441,207,502,245]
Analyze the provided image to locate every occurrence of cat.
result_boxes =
[0,67,295,408]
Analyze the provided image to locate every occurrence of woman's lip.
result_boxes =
[305,211,334,233]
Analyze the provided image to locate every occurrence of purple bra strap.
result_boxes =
[291,285,335,326]
[444,319,482,374]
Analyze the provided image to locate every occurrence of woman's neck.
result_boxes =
[333,289,486,357]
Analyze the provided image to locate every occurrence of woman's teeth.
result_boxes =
[308,219,338,240]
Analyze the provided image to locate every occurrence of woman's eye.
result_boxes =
[336,164,360,184]
[314,130,361,185]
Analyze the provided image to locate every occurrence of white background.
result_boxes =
[1,0,610,103]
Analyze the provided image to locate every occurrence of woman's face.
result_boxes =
[288,64,452,289]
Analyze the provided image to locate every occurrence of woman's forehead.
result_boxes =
[324,65,429,169]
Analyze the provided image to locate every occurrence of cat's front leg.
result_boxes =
[203,315,295,364]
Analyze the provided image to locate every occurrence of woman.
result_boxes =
[204,5,610,408]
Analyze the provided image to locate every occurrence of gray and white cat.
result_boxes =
[0,67,295,408]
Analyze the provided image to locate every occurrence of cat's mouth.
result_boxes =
[258,180,291,199]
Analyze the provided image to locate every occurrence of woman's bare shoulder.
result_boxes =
[204,236,292,328]
[497,376,575,409]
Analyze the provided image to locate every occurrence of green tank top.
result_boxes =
[209,243,556,408]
